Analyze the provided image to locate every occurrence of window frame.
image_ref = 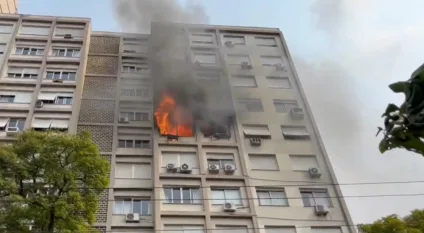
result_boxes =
[163,187,202,204]
[118,139,151,148]
[7,118,25,131]
[300,189,333,207]
[256,190,289,206]
[273,100,299,113]
[113,197,151,215]
[249,154,279,171]
[46,70,77,81]
[207,158,236,170]
[231,75,257,88]
[55,96,73,105]
[255,37,278,47]
[119,111,150,121]
[192,52,218,65]
[281,125,310,140]
[260,56,284,66]
[161,151,198,168]
[191,33,214,45]
[0,24,13,34]
[51,47,81,57]
[211,188,243,205]
[15,47,45,56]
[266,76,291,89]
[223,35,246,45]
[122,65,149,73]
[0,95,15,103]
[227,54,251,65]
[237,98,264,112]
[115,163,151,179]
[120,88,150,97]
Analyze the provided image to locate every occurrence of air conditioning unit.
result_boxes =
[180,163,192,174]
[223,202,236,212]
[275,63,285,71]
[308,167,322,178]
[290,107,305,120]
[225,41,234,47]
[241,61,252,69]
[64,34,73,39]
[166,163,177,173]
[223,164,235,174]
[125,213,140,222]
[6,127,19,136]
[35,100,43,108]
[208,163,220,174]
[119,117,129,123]
[249,138,262,146]
[52,79,63,83]
[314,205,329,216]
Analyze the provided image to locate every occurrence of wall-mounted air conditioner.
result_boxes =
[225,41,234,48]
[223,202,236,212]
[125,213,140,222]
[308,167,322,178]
[180,163,192,174]
[166,163,177,173]
[249,138,261,146]
[241,61,252,69]
[275,63,285,71]
[208,164,220,174]
[35,100,43,108]
[119,117,129,123]
[314,205,329,216]
[290,107,305,120]
[224,164,235,175]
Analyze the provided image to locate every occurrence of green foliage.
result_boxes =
[359,210,424,233]
[0,130,110,233]
[378,62,424,155]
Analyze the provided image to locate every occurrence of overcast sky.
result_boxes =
[19,0,424,224]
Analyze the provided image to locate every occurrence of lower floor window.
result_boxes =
[211,189,242,205]
[300,190,332,207]
[164,187,201,204]
[113,198,151,215]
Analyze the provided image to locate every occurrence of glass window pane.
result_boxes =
[114,200,123,214]
[192,189,201,204]
[226,190,242,205]
[123,200,132,213]
[134,140,142,148]
[164,188,172,203]
[301,192,314,207]
[141,200,150,215]
[211,190,224,204]
[257,191,271,205]
[172,188,181,203]
[17,120,25,131]
[270,191,287,206]
[133,200,141,214]
[182,188,191,204]
[314,192,330,206]
[126,140,133,148]
[118,140,126,148]
[69,72,76,81]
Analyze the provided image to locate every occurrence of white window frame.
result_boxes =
[6,118,25,132]
[120,88,150,97]
[211,188,243,205]
[118,139,151,148]
[256,190,288,206]
[255,37,278,47]
[51,48,81,57]
[119,111,150,121]
[46,70,77,81]
[231,75,257,88]
[113,198,151,215]
[163,187,201,204]
[273,100,299,113]
[237,98,264,112]
[300,189,332,207]
[115,163,150,179]
[15,47,44,56]
[55,96,73,105]
[7,67,39,79]
[223,35,246,45]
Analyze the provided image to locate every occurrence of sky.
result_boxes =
[19,0,424,225]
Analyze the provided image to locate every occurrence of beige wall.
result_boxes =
[0,0,18,14]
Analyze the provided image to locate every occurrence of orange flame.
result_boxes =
[154,92,194,137]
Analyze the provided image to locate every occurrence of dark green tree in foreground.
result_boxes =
[359,209,424,233]
[378,63,424,155]
[0,130,110,233]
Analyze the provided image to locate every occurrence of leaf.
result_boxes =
[389,81,407,93]
[376,127,383,136]
[379,138,389,153]
[381,104,400,117]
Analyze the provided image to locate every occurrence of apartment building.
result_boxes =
[0,0,18,14]
[0,14,356,233]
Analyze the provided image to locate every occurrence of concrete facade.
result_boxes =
[0,14,356,233]
[0,0,17,14]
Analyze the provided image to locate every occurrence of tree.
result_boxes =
[378,62,424,155]
[359,209,424,233]
[0,130,110,233]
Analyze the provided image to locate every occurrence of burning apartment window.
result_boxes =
[201,121,230,139]
[120,112,149,121]
[237,98,264,112]
[118,139,151,148]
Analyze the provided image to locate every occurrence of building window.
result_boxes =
[163,187,201,204]
[115,163,151,179]
[281,126,310,140]
[52,48,80,57]
[265,227,296,233]
[223,35,246,45]
[211,189,242,205]
[207,153,235,169]
[114,198,151,215]
[260,56,284,66]
[216,226,248,233]
[31,118,69,131]
[249,154,279,171]
[0,43,6,54]
[20,25,50,36]
[15,47,44,56]
[273,100,299,113]
[257,190,288,206]
[191,33,214,45]
[54,27,84,39]
[196,73,221,86]
[232,75,257,88]
[193,53,217,64]
[7,67,39,79]
[118,139,151,148]
[290,155,319,171]
[164,225,204,233]
[121,88,150,97]
[46,71,76,81]
[227,54,250,65]
[242,125,271,138]
[55,97,73,105]
[266,77,291,89]
[161,152,198,169]
[120,112,150,121]
[255,37,278,47]
[0,24,13,34]
[310,228,342,233]
[6,118,25,132]
[122,65,149,73]
[300,190,332,207]
[0,95,15,103]
[237,99,263,112]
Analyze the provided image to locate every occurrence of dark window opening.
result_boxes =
[202,122,230,140]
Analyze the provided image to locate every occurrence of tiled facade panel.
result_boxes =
[95,189,109,223]
[86,55,119,75]
[83,77,117,98]
[92,226,106,233]
[89,36,120,54]
[77,125,113,152]
[79,99,115,123]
